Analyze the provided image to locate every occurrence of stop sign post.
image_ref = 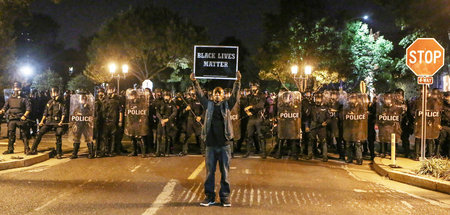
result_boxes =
[406,38,445,160]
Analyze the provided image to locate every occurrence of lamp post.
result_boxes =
[291,65,312,92]
[109,62,128,93]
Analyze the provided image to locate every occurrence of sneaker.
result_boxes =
[221,198,231,207]
[200,197,215,207]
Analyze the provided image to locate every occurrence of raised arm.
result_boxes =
[228,71,241,109]
[190,73,208,107]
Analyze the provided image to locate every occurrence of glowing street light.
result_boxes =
[19,65,34,77]
[304,65,312,75]
[291,65,298,75]
[363,15,369,20]
[108,63,117,74]
[122,64,129,74]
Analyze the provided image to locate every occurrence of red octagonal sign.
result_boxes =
[406,38,445,77]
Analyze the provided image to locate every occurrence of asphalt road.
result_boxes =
[0,153,449,215]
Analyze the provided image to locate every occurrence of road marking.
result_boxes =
[189,183,202,203]
[257,189,261,205]
[183,184,196,201]
[401,201,413,209]
[281,191,287,204]
[250,188,254,206]
[235,188,241,202]
[243,188,247,204]
[188,161,205,180]
[395,189,450,208]
[275,191,280,204]
[131,165,141,173]
[293,192,301,206]
[142,179,177,215]
[353,189,367,193]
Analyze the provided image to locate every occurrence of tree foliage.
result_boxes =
[342,21,394,93]
[32,68,63,91]
[67,74,95,92]
[84,6,207,84]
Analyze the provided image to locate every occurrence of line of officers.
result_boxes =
[1,81,449,164]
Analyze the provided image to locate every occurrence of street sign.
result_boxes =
[417,76,433,85]
[406,38,445,161]
[194,45,239,80]
[406,38,445,77]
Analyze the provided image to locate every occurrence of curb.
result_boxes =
[0,151,52,171]
[372,157,450,194]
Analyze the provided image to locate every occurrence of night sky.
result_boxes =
[30,0,398,52]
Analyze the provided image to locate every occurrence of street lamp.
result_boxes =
[304,65,312,75]
[363,15,369,20]
[108,62,128,93]
[291,65,298,75]
[19,65,33,78]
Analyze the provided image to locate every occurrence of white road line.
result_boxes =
[250,188,254,206]
[177,190,187,201]
[293,192,301,207]
[395,189,450,208]
[281,191,287,204]
[235,188,241,202]
[401,200,413,209]
[188,183,202,203]
[188,161,205,180]
[183,183,196,201]
[242,188,247,204]
[269,191,273,205]
[131,165,142,173]
[142,179,177,215]
[257,189,261,205]
[275,191,280,204]
[353,189,367,193]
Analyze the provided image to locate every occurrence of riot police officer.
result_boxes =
[69,91,95,159]
[243,82,267,158]
[343,93,368,165]
[155,91,177,157]
[94,88,106,156]
[99,84,123,157]
[29,87,66,158]
[438,92,450,157]
[0,82,31,154]
[310,93,330,162]
[125,89,150,158]
[301,91,313,159]
[181,89,204,155]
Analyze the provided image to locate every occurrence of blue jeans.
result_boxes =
[204,144,231,200]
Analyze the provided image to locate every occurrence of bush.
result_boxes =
[416,158,450,180]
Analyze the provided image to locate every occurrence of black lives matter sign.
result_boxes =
[194,45,239,80]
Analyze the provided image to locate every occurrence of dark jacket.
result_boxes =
[193,80,240,143]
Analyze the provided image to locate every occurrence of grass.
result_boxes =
[416,157,450,181]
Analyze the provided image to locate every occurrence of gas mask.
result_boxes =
[251,86,258,95]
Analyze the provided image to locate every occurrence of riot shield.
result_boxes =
[414,91,442,139]
[326,90,341,138]
[124,89,150,137]
[342,93,368,142]
[69,93,95,143]
[376,93,403,143]
[3,89,13,103]
[231,101,241,141]
[277,91,301,140]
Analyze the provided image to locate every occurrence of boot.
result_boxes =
[87,143,95,159]
[23,138,30,155]
[243,138,252,158]
[3,131,15,154]
[259,137,267,159]
[128,139,138,157]
[70,143,80,159]
[182,137,189,156]
[139,138,147,158]
[56,143,63,159]
[322,139,328,162]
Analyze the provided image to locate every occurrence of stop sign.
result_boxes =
[406,38,445,76]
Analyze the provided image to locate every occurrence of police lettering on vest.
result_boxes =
[230,114,238,121]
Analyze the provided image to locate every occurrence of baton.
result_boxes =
[179,96,204,127]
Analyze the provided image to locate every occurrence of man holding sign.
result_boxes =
[191,71,241,207]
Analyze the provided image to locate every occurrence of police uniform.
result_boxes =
[244,92,266,158]
[1,93,31,154]
[155,98,177,156]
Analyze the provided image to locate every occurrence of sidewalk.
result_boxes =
[372,156,450,194]
[0,133,84,170]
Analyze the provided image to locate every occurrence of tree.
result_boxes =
[67,74,95,92]
[257,17,344,90]
[84,6,207,84]
[32,68,63,91]
[342,21,394,93]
